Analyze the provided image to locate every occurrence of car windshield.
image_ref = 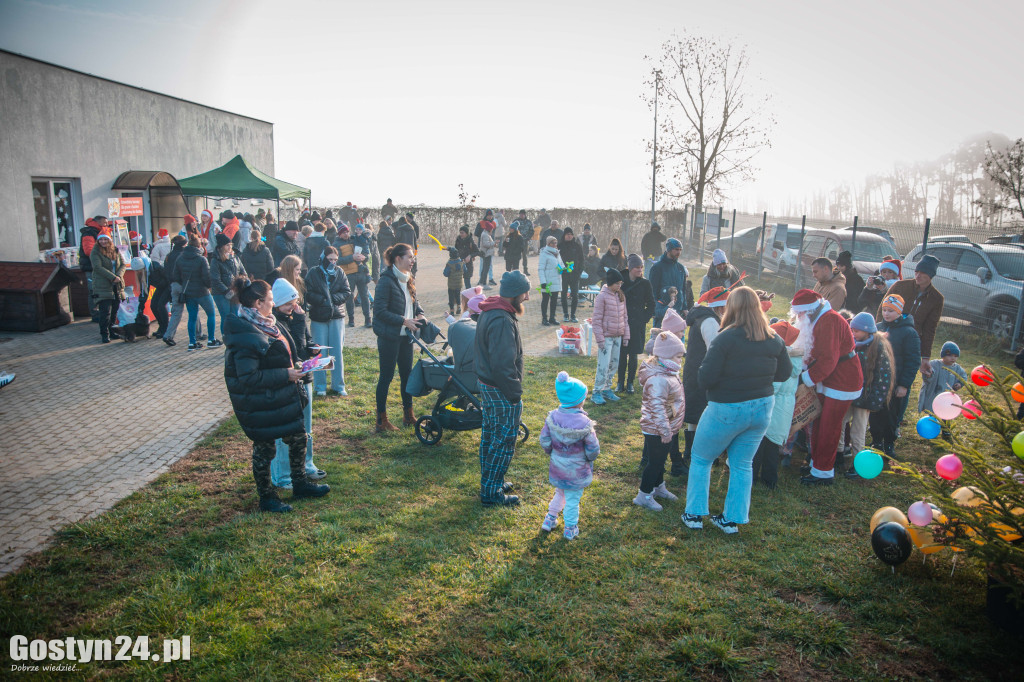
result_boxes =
[986,251,1024,281]
[852,240,899,262]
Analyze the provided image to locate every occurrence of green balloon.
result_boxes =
[1012,431,1024,459]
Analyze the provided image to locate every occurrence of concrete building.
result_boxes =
[0,49,275,263]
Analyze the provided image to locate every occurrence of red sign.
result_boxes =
[118,197,145,217]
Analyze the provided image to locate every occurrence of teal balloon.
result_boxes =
[854,449,884,479]
[916,415,941,439]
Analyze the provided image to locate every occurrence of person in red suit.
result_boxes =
[789,289,863,485]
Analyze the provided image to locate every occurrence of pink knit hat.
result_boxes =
[461,285,483,301]
[661,308,687,336]
[467,294,485,314]
[653,331,685,359]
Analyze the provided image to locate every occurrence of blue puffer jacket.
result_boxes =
[879,313,921,390]
[649,253,691,317]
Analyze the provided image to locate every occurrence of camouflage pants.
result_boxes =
[252,432,307,498]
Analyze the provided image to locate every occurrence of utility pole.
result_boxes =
[650,70,661,229]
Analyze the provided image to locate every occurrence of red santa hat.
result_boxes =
[158,228,169,238]
[698,286,730,308]
[791,288,823,313]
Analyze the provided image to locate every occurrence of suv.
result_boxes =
[796,229,900,280]
[904,238,1024,340]
[762,224,805,275]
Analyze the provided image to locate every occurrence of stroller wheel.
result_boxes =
[518,422,529,444]
[415,416,443,446]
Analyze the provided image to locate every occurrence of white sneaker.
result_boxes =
[681,512,704,530]
[652,482,678,501]
[541,513,558,532]
[315,390,327,397]
[632,490,663,511]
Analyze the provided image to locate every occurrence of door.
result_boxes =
[952,249,988,319]
[924,247,963,313]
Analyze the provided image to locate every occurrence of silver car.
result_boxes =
[904,239,1024,340]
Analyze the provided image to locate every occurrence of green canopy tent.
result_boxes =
[177,155,311,224]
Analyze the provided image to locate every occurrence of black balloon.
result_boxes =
[871,521,913,566]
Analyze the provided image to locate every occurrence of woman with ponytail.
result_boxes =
[223,276,330,513]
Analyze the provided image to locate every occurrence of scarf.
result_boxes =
[239,304,281,339]
[855,334,874,349]
[392,265,414,334]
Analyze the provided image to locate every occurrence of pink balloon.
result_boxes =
[931,391,963,420]
[908,500,933,526]
[936,454,963,481]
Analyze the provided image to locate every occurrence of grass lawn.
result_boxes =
[3,272,1023,680]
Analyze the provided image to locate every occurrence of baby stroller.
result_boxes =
[407,331,529,447]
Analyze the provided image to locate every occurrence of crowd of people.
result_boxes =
[77,204,962,535]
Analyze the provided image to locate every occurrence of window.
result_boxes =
[803,236,827,257]
[824,239,840,261]
[956,250,986,274]
[32,178,81,252]
[928,247,960,268]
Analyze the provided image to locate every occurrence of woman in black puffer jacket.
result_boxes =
[305,246,351,396]
[372,243,425,432]
[223,276,330,513]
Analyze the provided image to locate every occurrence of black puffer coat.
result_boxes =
[683,306,720,424]
[621,270,655,354]
[223,313,305,442]
[272,232,301,266]
[172,246,212,299]
[240,243,274,282]
[305,265,351,323]
[372,267,423,338]
[210,253,246,296]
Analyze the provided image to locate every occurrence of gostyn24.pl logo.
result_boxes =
[9,635,191,670]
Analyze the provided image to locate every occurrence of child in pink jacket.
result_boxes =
[591,269,629,405]
[634,332,686,511]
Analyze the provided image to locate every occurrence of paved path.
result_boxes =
[0,247,598,575]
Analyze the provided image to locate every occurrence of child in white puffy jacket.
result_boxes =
[591,268,628,405]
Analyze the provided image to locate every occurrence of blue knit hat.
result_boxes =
[555,371,587,408]
[499,270,531,298]
[850,312,877,335]
[665,238,682,251]
[941,341,960,357]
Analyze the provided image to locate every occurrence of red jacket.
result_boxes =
[801,305,863,401]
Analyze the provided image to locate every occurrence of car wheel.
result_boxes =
[990,310,1016,341]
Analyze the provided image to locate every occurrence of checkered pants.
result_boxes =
[478,382,523,503]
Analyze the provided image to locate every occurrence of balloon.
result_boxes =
[854,450,884,479]
[872,522,913,566]
[951,486,988,508]
[1012,432,1024,459]
[870,506,909,533]
[907,525,945,555]
[970,365,994,387]
[932,391,963,420]
[936,454,963,481]
[990,522,1023,543]
[908,501,934,526]
[1013,382,1024,403]
[961,399,982,420]
[916,416,941,439]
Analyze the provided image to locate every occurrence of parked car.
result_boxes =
[704,225,767,273]
[796,229,901,280]
[984,234,1024,245]
[904,238,1024,340]
[839,225,897,248]
[762,223,807,276]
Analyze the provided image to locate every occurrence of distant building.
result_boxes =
[0,49,274,263]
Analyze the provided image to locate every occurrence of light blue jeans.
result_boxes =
[212,293,234,335]
[685,396,774,525]
[185,295,216,345]
[271,382,317,486]
[310,318,345,393]
[548,488,584,527]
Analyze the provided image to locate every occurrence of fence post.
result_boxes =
[850,215,858,261]
[796,215,806,290]
[716,206,724,262]
[1014,281,1024,349]
[681,205,689,245]
[699,210,706,266]
[730,209,737,264]
[756,211,768,281]
[921,217,931,254]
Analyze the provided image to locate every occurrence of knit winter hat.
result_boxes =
[467,294,485,314]
[605,268,623,286]
[916,254,940,278]
[96,232,112,242]
[770,320,800,347]
[272,278,300,307]
[499,270,531,298]
[941,341,960,357]
[836,250,853,268]
[699,286,730,308]
[627,253,644,269]
[791,288,823,313]
[461,285,483,300]
[661,308,687,335]
[881,294,905,313]
[850,312,877,334]
[215,233,232,249]
[665,238,682,251]
[653,331,686,359]
[555,371,588,408]
[879,260,901,276]
[284,220,299,233]
[712,249,728,265]
[184,213,199,225]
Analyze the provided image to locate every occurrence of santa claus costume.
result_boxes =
[790,289,863,485]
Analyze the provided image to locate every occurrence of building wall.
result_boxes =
[0,50,275,262]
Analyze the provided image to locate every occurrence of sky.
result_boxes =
[1,0,1021,212]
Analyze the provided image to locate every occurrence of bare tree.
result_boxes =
[978,138,1024,229]
[644,34,773,217]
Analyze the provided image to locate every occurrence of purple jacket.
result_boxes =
[539,407,600,490]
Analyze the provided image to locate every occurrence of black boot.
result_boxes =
[292,477,330,499]
[288,435,330,499]
[615,381,625,393]
[626,382,635,394]
[259,494,293,513]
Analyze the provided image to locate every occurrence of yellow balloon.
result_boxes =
[870,506,909,533]
[990,522,1023,543]
[951,486,988,508]
[907,526,945,554]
